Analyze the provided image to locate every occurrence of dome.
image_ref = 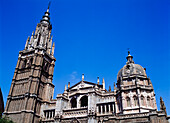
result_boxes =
[117,52,147,80]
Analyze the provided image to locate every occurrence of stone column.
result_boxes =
[52,111,53,118]
[101,105,103,114]
[112,104,115,113]
[109,104,111,113]
[96,106,99,113]
[104,105,107,113]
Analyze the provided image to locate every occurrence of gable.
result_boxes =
[69,81,96,90]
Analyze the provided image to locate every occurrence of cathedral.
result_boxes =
[3,5,170,123]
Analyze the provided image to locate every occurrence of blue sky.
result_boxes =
[0,0,169,114]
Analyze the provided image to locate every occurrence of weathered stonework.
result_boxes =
[4,5,170,123]
[4,6,56,123]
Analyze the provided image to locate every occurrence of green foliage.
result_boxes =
[0,116,14,123]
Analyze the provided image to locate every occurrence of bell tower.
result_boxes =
[4,4,56,123]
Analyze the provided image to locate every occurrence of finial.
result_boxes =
[64,85,67,94]
[51,42,55,56]
[40,2,51,24]
[126,50,134,64]
[30,31,34,40]
[109,86,111,92]
[46,1,51,12]
[50,35,53,42]
[65,85,67,91]
[127,48,130,55]
[114,82,116,90]
[97,77,99,85]
[35,24,38,35]
[68,82,70,89]
[82,74,84,81]
[47,35,53,54]
[102,78,105,90]
[128,51,130,55]
[30,31,34,48]
[25,36,30,50]
[160,97,167,116]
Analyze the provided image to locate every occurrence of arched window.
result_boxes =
[147,96,150,107]
[126,97,131,107]
[71,97,77,108]
[21,59,27,69]
[43,61,49,72]
[28,58,33,68]
[133,96,138,106]
[141,96,144,106]
[80,96,88,107]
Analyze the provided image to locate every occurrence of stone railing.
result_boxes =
[63,107,88,118]
[121,84,152,90]
[137,84,152,89]
[116,112,149,119]
[121,85,136,90]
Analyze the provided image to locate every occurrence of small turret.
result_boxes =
[68,82,70,89]
[51,42,55,56]
[160,97,167,116]
[102,78,105,90]
[109,86,111,92]
[64,85,67,94]
[82,74,84,81]
[114,82,116,90]
[97,77,99,85]
[126,51,134,64]
[25,36,30,50]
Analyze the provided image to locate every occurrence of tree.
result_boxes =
[0,116,15,123]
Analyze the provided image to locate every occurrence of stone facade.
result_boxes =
[4,6,56,123]
[4,5,170,123]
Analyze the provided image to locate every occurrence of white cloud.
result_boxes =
[69,71,79,83]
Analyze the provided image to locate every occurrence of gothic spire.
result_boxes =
[40,2,51,25]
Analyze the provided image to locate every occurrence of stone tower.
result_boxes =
[4,5,56,123]
[116,51,157,114]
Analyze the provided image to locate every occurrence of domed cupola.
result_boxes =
[117,51,147,82]
[115,52,157,114]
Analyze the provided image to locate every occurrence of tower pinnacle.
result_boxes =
[47,1,51,12]
[24,3,54,54]
[40,2,51,25]
[126,51,134,64]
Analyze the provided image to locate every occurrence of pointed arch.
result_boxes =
[147,96,150,107]
[126,97,131,107]
[141,95,144,106]
[133,96,138,106]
